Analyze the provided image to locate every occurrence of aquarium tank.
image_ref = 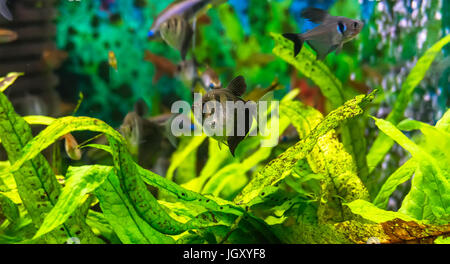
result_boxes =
[0,0,448,245]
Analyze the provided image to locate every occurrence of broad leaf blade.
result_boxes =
[0,92,98,243]
[372,159,416,209]
[33,165,112,239]
[94,171,174,244]
[271,32,370,183]
[372,117,450,221]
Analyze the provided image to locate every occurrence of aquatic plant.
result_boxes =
[1,42,448,243]
[0,0,448,244]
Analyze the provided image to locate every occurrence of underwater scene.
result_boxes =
[0,0,449,244]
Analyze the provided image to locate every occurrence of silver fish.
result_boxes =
[283,7,364,60]
[0,0,12,21]
[160,16,193,60]
[177,58,206,92]
[147,0,226,38]
[194,76,254,155]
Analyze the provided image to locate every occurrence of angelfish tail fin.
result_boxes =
[282,33,304,57]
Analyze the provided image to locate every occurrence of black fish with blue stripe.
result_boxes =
[283,7,364,60]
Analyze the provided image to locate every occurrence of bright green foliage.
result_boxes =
[0,90,99,243]
[367,34,450,173]
[271,32,370,183]
[234,90,376,206]
[94,170,174,244]
[166,135,207,182]
[373,110,450,210]
[0,193,20,223]
[345,199,416,223]
[33,165,111,239]
[278,100,370,223]
[372,159,416,209]
[1,19,449,244]
[0,73,23,93]
[371,117,450,222]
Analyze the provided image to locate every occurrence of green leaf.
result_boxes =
[435,109,450,132]
[79,144,112,154]
[371,117,450,221]
[367,34,450,173]
[173,136,199,184]
[137,165,245,217]
[345,199,416,223]
[372,110,450,210]
[282,100,369,222]
[107,136,196,235]
[1,116,124,177]
[0,192,20,223]
[0,92,98,243]
[94,171,174,244]
[0,161,20,204]
[33,165,111,239]
[85,210,121,244]
[234,91,376,206]
[434,236,450,244]
[271,32,369,183]
[22,115,56,126]
[107,136,242,235]
[0,115,55,144]
[202,147,272,196]
[0,72,24,92]
[372,159,416,209]
[182,138,231,193]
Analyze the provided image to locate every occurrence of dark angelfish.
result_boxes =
[195,76,254,155]
[0,0,12,21]
[283,7,364,60]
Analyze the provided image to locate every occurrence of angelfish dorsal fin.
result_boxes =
[300,7,329,24]
[226,75,246,97]
[134,99,149,117]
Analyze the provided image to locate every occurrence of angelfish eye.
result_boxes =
[337,22,346,34]
[353,22,359,29]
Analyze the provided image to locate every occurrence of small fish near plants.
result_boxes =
[0,0,449,245]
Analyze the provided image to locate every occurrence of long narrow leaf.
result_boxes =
[33,166,112,239]
[367,34,450,172]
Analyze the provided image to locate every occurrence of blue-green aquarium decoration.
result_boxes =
[0,0,449,245]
